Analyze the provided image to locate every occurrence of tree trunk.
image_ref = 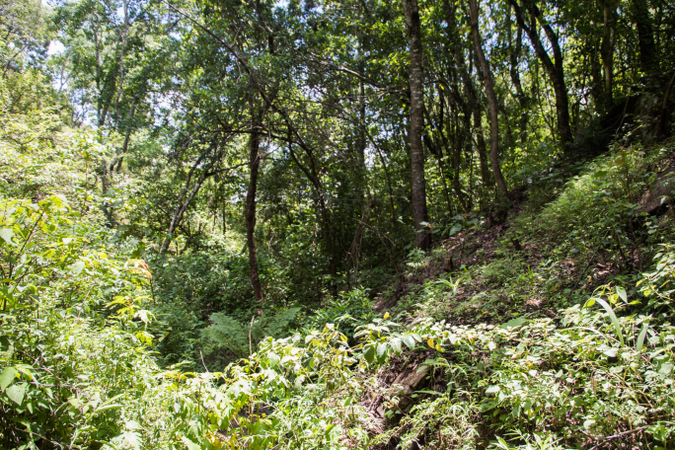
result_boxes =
[469,0,508,195]
[402,0,431,250]
[246,105,264,304]
[508,15,528,146]
[160,154,216,254]
[287,144,338,288]
[630,0,658,74]
[473,105,493,187]
[510,0,573,149]
[600,0,617,106]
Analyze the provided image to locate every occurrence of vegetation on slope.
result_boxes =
[2,0,675,448]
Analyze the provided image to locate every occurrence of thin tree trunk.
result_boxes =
[510,0,573,149]
[600,0,617,106]
[246,105,264,304]
[423,89,454,214]
[287,144,338,286]
[508,15,528,145]
[111,100,137,173]
[99,159,115,226]
[473,105,492,187]
[160,155,215,254]
[469,0,508,195]
[402,0,431,250]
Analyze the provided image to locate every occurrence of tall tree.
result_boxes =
[629,0,658,74]
[509,0,573,149]
[246,101,265,304]
[599,0,618,106]
[468,0,508,195]
[402,0,431,250]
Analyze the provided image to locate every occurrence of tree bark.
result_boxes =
[246,105,264,304]
[600,0,617,106]
[402,0,431,250]
[629,0,658,74]
[507,14,528,146]
[160,152,220,255]
[510,0,573,149]
[469,0,508,195]
[473,104,493,187]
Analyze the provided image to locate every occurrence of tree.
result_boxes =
[402,0,431,250]
[629,0,658,74]
[468,0,508,195]
[509,0,573,149]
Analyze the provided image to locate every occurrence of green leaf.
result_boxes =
[363,345,375,364]
[659,363,673,375]
[181,436,200,450]
[0,367,17,390]
[602,347,619,358]
[636,323,649,352]
[485,385,500,394]
[0,228,14,245]
[6,383,27,405]
[401,334,416,349]
[593,297,625,345]
[71,260,85,276]
[501,317,527,329]
[448,224,463,236]
[390,337,402,355]
[616,287,628,303]
[376,342,388,361]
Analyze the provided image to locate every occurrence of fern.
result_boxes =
[202,307,302,359]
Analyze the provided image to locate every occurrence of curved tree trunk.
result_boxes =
[469,0,508,195]
[510,0,573,150]
[402,0,431,250]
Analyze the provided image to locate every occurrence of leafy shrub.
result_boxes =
[303,286,375,341]
[532,146,652,262]
[481,257,526,285]
[202,307,302,363]
[0,195,229,449]
[639,243,675,312]
[152,250,254,318]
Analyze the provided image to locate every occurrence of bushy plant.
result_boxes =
[152,250,254,318]
[201,306,302,363]
[530,145,654,262]
[303,287,375,341]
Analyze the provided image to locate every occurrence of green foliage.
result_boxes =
[152,250,254,317]
[481,257,526,285]
[0,194,219,448]
[534,146,652,261]
[3,0,675,446]
[303,286,375,340]
[638,243,675,312]
[202,307,302,362]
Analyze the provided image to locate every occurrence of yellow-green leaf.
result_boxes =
[0,228,14,245]
[0,367,17,390]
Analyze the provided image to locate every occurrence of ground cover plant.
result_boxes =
[3,0,675,447]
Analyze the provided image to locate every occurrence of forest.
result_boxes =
[1,0,675,448]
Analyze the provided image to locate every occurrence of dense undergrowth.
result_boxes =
[3,126,675,449]
[3,44,675,449]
